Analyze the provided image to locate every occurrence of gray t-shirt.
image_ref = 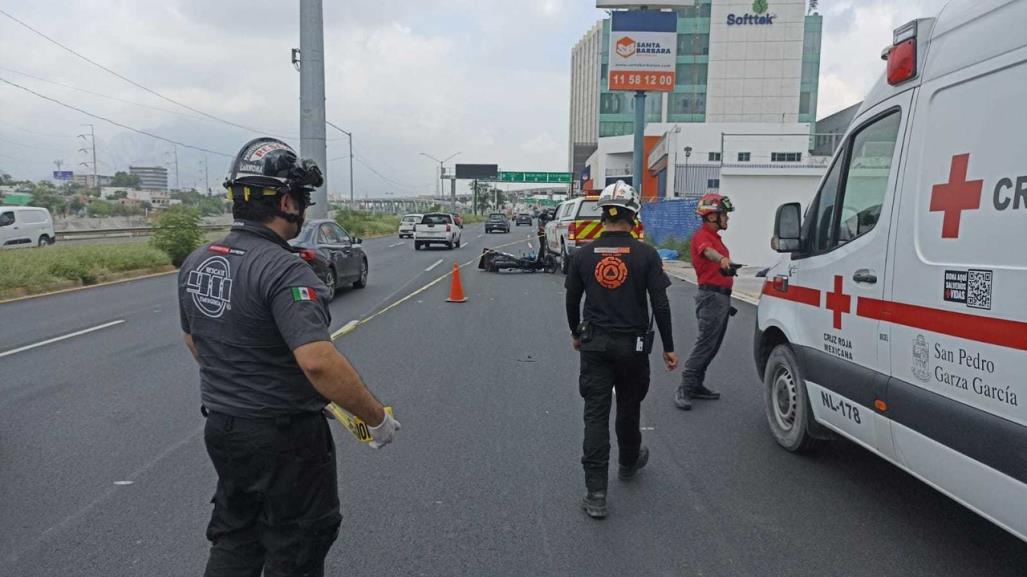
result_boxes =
[178,220,331,417]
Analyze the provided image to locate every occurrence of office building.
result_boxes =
[129,165,169,191]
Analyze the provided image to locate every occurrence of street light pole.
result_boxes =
[419,151,460,208]
[684,146,692,198]
[326,121,354,204]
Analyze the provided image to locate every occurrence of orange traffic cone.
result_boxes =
[446,263,468,303]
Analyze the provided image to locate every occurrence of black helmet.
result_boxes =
[224,137,323,202]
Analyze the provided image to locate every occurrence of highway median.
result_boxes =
[0,243,173,301]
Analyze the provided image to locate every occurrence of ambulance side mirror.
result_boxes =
[772,203,801,253]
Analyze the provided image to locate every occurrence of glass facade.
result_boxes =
[599,0,712,136]
[597,4,822,138]
[799,15,823,130]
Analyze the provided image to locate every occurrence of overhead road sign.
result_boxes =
[455,164,499,179]
[608,11,678,92]
[499,172,572,184]
[53,171,74,180]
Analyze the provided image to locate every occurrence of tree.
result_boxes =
[0,173,12,185]
[30,181,66,215]
[86,199,115,217]
[111,190,129,200]
[808,0,819,14]
[152,206,202,267]
[111,171,141,188]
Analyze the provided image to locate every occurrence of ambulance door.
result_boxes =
[884,46,1027,540]
[788,95,911,450]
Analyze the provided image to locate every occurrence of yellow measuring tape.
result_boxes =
[327,404,393,443]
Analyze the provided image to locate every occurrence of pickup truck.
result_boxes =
[545,196,644,273]
[414,212,462,250]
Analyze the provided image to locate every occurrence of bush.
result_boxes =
[334,209,400,239]
[0,243,170,296]
[152,206,203,267]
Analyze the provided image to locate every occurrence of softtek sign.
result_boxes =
[728,0,776,26]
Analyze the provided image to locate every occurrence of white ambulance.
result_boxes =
[755,0,1026,542]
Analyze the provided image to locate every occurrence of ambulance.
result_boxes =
[754,0,1026,542]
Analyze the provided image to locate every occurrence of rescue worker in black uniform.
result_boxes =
[178,138,400,577]
[565,180,678,519]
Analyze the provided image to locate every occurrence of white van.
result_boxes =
[755,0,1026,542]
[0,206,56,248]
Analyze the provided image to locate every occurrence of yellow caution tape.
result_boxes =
[327,404,393,443]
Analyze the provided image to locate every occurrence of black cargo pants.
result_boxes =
[579,333,651,493]
[202,410,342,577]
[679,289,732,396]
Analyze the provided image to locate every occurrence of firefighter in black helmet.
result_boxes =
[565,180,678,519]
[178,137,400,576]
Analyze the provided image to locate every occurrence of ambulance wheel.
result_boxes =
[764,344,822,453]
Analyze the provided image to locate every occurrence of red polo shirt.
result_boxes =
[691,225,733,289]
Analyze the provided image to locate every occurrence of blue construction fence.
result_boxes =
[639,197,702,246]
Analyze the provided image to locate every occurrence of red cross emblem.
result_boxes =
[825,275,851,330]
[930,153,983,239]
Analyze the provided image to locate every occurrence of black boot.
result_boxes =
[674,385,692,410]
[691,385,721,400]
[582,491,608,519]
[618,446,650,481]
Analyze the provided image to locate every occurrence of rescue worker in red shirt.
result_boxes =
[675,193,736,410]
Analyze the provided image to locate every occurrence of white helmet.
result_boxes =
[597,180,641,214]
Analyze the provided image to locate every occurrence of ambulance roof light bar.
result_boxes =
[885,20,919,86]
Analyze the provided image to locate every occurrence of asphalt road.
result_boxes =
[1,222,1024,576]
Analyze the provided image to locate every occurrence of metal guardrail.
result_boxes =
[56,224,230,242]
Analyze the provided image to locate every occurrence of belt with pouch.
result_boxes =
[699,284,732,296]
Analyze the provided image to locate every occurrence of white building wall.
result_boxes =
[719,168,824,266]
[569,21,603,170]
[707,0,807,123]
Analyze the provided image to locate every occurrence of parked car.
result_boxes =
[0,206,55,249]
[398,213,423,238]
[414,213,462,250]
[485,213,510,234]
[755,2,1026,542]
[289,219,367,300]
[545,197,644,273]
[515,213,533,226]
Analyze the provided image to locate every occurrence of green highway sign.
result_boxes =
[498,171,572,183]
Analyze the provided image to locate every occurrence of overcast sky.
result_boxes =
[0,0,948,197]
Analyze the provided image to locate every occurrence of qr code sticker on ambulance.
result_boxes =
[966,269,992,310]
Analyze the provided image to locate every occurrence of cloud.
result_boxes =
[1,1,955,193]
[815,0,949,116]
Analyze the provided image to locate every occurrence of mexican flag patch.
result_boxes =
[291,287,318,302]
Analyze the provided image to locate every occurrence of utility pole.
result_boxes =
[299,0,328,218]
[633,90,645,195]
[78,124,97,192]
[326,121,353,204]
[173,145,180,191]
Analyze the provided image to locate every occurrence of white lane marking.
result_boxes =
[0,320,125,359]
[425,259,444,272]
[388,242,404,248]
[330,319,361,340]
[113,480,134,486]
[476,234,485,239]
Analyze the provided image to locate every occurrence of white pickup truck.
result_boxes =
[414,212,462,250]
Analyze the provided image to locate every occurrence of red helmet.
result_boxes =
[696,193,734,216]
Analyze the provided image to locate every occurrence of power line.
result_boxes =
[0,8,291,138]
[0,136,76,153]
[348,153,433,192]
[0,66,212,124]
[0,118,77,138]
[1,77,233,157]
